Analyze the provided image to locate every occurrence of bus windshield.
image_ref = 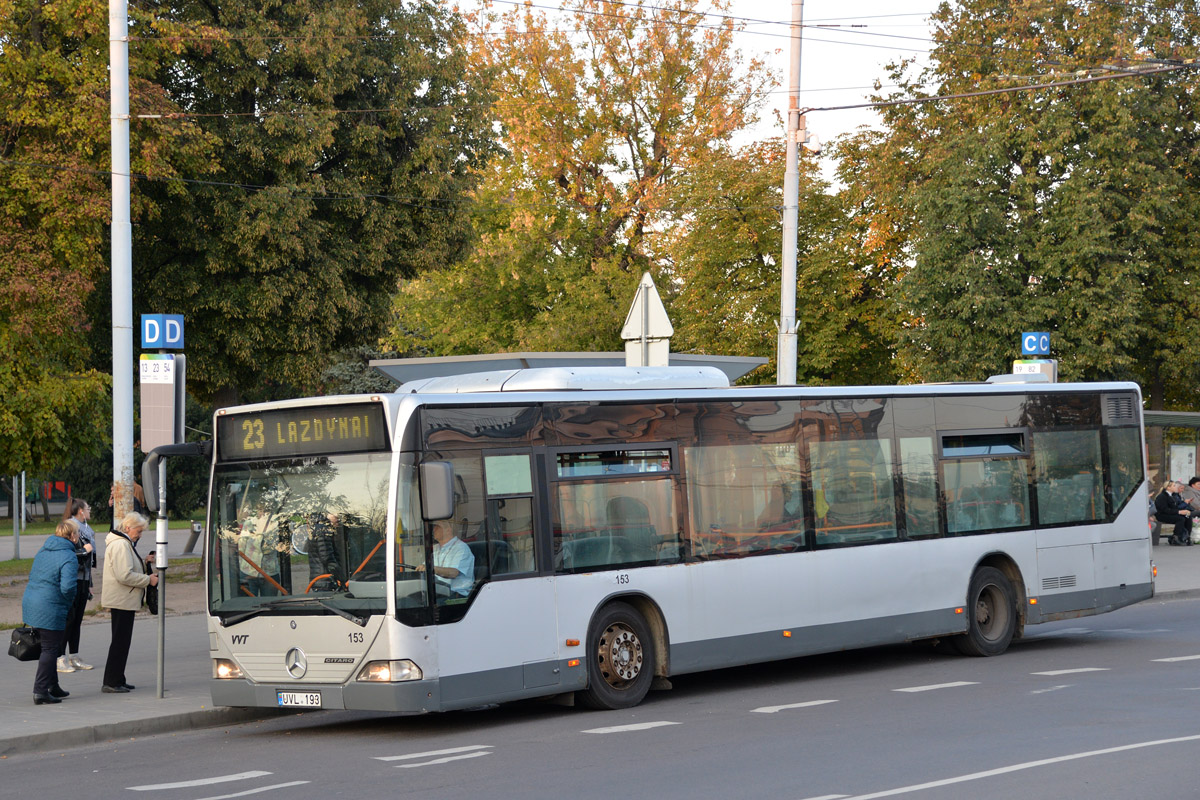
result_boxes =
[208,452,405,620]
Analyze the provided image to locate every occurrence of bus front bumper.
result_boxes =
[210,678,441,713]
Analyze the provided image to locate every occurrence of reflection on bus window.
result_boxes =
[684,443,805,558]
[1034,430,1103,526]
[811,439,898,546]
[208,453,392,618]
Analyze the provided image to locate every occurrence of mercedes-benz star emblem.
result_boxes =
[285,647,308,679]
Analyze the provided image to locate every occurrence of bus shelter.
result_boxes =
[1144,410,1200,491]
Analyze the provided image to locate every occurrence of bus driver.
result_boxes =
[417,520,474,599]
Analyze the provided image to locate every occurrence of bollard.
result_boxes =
[184,520,202,554]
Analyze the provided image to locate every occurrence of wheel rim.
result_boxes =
[598,622,644,688]
[975,583,1009,642]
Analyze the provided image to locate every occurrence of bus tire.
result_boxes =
[579,602,655,710]
[955,566,1017,657]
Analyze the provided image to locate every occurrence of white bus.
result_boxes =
[203,367,1153,712]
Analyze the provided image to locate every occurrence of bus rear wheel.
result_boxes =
[955,566,1017,657]
[579,602,655,710]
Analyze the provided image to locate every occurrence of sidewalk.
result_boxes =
[0,528,283,758]
[1,535,1197,758]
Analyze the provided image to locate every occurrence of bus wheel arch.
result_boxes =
[579,596,667,710]
[956,560,1021,657]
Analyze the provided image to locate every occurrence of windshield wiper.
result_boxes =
[220,594,367,627]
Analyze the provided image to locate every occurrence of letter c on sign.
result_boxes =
[1023,334,1038,353]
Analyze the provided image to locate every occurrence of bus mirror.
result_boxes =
[420,462,455,521]
[141,456,161,514]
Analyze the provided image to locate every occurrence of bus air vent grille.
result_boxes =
[1102,394,1137,425]
[1041,575,1078,591]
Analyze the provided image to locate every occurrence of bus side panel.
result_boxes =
[436,577,561,707]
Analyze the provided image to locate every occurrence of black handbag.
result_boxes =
[8,626,41,661]
[143,559,158,615]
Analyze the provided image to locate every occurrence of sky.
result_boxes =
[731,0,942,147]
[466,0,945,173]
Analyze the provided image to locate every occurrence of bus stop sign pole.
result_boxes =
[142,441,212,699]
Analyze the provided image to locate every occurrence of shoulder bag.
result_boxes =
[8,626,41,661]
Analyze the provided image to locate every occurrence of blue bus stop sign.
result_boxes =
[1021,332,1050,356]
[141,314,185,349]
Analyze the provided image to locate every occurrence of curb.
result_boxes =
[1148,588,1200,603]
[0,706,290,758]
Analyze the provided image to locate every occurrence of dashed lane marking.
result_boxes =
[375,745,494,768]
[752,699,839,714]
[1153,655,1200,662]
[1030,685,1072,695]
[194,782,310,800]
[829,733,1200,799]
[374,745,493,762]
[128,772,274,791]
[892,681,978,693]
[582,721,680,734]
[1031,668,1109,676]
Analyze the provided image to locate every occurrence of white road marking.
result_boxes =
[892,681,978,693]
[832,733,1200,799]
[128,772,273,791]
[1030,684,1072,695]
[395,752,493,769]
[753,699,839,714]
[1031,668,1109,676]
[194,782,310,800]
[1153,655,1200,662]
[799,795,850,800]
[375,745,493,762]
[582,721,680,734]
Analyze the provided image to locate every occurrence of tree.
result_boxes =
[0,0,115,479]
[663,139,893,385]
[130,0,494,406]
[388,0,773,355]
[865,0,1200,403]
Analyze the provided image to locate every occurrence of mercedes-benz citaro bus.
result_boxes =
[204,366,1153,712]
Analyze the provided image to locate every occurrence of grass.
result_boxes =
[0,558,34,577]
[0,517,198,537]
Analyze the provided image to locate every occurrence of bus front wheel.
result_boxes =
[955,566,1017,657]
[579,602,655,710]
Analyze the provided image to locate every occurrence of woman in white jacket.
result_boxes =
[100,512,157,693]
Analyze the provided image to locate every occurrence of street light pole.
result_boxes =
[777,0,804,386]
[110,0,135,516]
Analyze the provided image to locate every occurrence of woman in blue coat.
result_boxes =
[21,521,79,705]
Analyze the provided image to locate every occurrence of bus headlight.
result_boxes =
[213,658,243,679]
[356,659,422,682]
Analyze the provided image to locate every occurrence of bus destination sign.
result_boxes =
[217,403,388,460]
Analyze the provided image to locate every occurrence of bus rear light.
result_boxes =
[213,658,243,679]
[357,659,422,683]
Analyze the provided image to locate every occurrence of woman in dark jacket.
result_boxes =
[1155,481,1193,546]
[20,521,79,704]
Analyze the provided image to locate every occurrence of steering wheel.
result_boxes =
[304,574,345,594]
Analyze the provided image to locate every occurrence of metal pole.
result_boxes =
[15,472,23,559]
[777,0,804,386]
[641,282,649,367]
[156,459,168,699]
[110,0,135,518]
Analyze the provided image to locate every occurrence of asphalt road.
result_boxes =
[8,597,1200,800]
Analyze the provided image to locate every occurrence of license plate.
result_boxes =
[277,691,321,708]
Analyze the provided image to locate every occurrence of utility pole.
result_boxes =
[777,0,804,386]
[110,0,135,517]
